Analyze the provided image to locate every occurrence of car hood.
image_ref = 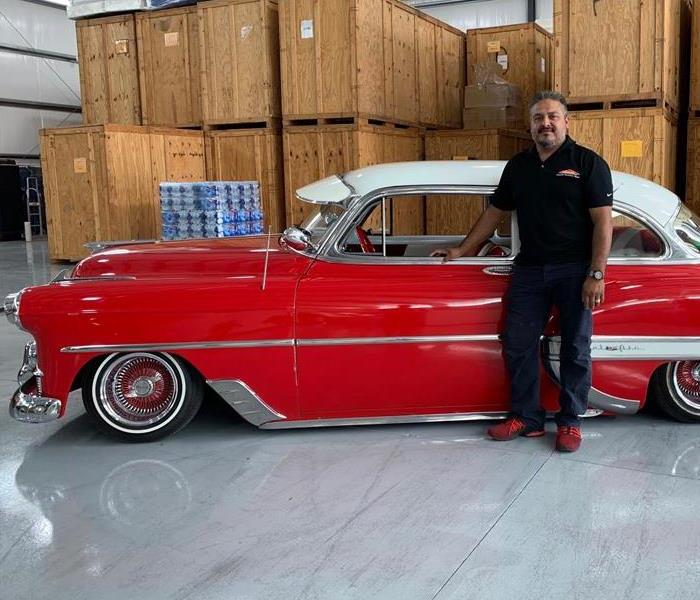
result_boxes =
[71,237,308,279]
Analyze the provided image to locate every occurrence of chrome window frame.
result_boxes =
[605,200,673,265]
[319,185,518,266]
[667,201,700,262]
[606,199,700,264]
[300,181,698,266]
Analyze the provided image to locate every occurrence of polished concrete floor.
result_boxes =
[1,240,699,599]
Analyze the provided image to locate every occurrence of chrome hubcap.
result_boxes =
[672,361,700,411]
[99,354,179,426]
[131,376,157,398]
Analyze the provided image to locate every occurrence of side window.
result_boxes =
[339,193,512,259]
[610,210,664,258]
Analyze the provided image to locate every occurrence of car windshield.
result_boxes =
[674,204,700,255]
[298,203,349,246]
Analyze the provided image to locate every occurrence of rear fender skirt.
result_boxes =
[541,335,700,414]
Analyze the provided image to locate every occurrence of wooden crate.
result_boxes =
[282,121,424,227]
[425,128,531,234]
[416,13,465,128]
[199,0,282,127]
[136,5,202,127]
[279,0,464,128]
[686,118,700,213]
[205,126,286,232]
[76,14,141,125]
[554,0,692,114]
[691,5,700,112]
[40,125,205,261]
[568,108,678,192]
[466,22,552,124]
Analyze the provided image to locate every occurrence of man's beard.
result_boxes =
[536,130,558,148]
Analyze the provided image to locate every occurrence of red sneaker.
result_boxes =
[556,426,582,452]
[487,417,545,441]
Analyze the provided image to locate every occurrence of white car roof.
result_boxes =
[296,161,681,227]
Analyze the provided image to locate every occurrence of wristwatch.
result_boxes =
[588,269,604,281]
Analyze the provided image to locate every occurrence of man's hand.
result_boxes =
[431,247,466,262]
[582,277,605,310]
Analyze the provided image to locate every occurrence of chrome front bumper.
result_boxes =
[10,378,61,423]
[9,340,61,423]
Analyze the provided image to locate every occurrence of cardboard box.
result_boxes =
[462,106,522,130]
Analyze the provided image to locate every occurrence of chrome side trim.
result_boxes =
[61,334,700,356]
[61,339,295,353]
[297,334,500,347]
[543,337,640,415]
[261,412,509,430]
[587,387,640,415]
[61,335,500,353]
[546,335,700,361]
[206,379,285,426]
[10,378,61,424]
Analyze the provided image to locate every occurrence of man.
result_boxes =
[432,90,613,452]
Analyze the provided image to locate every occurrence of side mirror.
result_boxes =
[280,226,316,253]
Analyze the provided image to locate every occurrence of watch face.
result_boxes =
[593,270,603,280]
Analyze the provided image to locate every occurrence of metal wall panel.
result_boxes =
[0,1,80,159]
[536,0,553,32]
[0,0,76,56]
[0,52,80,106]
[411,0,528,31]
[0,106,81,157]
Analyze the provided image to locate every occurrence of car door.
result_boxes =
[294,189,515,420]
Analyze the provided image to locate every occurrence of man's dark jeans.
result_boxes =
[502,262,592,428]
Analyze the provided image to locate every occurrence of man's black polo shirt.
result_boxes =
[491,136,613,266]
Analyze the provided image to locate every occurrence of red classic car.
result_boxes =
[5,161,700,442]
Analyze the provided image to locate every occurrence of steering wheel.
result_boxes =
[355,226,376,253]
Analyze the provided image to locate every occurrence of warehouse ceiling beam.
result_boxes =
[0,98,81,113]
[0,43,76,64]
[17,0,67,11]
[0,153,40,160]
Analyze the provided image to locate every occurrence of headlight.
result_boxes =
[3,290,23,329]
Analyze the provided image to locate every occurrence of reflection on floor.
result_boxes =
[1,240,699,600]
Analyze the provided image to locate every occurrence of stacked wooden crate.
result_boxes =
[55,0,471,254]
[76,14,141,125]
[57,0,285,260]
[555,0,692,193]
[279,0,466,230]
[466,22,553,127]
[198,0,285,234]
[40,125,205,261]
[686,6,700,213]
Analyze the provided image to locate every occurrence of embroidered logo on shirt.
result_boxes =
[556,169,581,179]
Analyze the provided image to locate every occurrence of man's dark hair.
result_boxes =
[529,90,568,114]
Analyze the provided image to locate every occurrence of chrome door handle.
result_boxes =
[483,265,512,276]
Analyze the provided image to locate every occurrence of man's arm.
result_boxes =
[582,206,613,309]
[431,205,510,262]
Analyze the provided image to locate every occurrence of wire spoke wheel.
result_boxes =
[652,361,700,423]
[670,361,700,411]
[83,352,203,442]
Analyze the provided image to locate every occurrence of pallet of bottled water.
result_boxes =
[160,181,264,241]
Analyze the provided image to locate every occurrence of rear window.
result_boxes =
[674,204,700,255]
